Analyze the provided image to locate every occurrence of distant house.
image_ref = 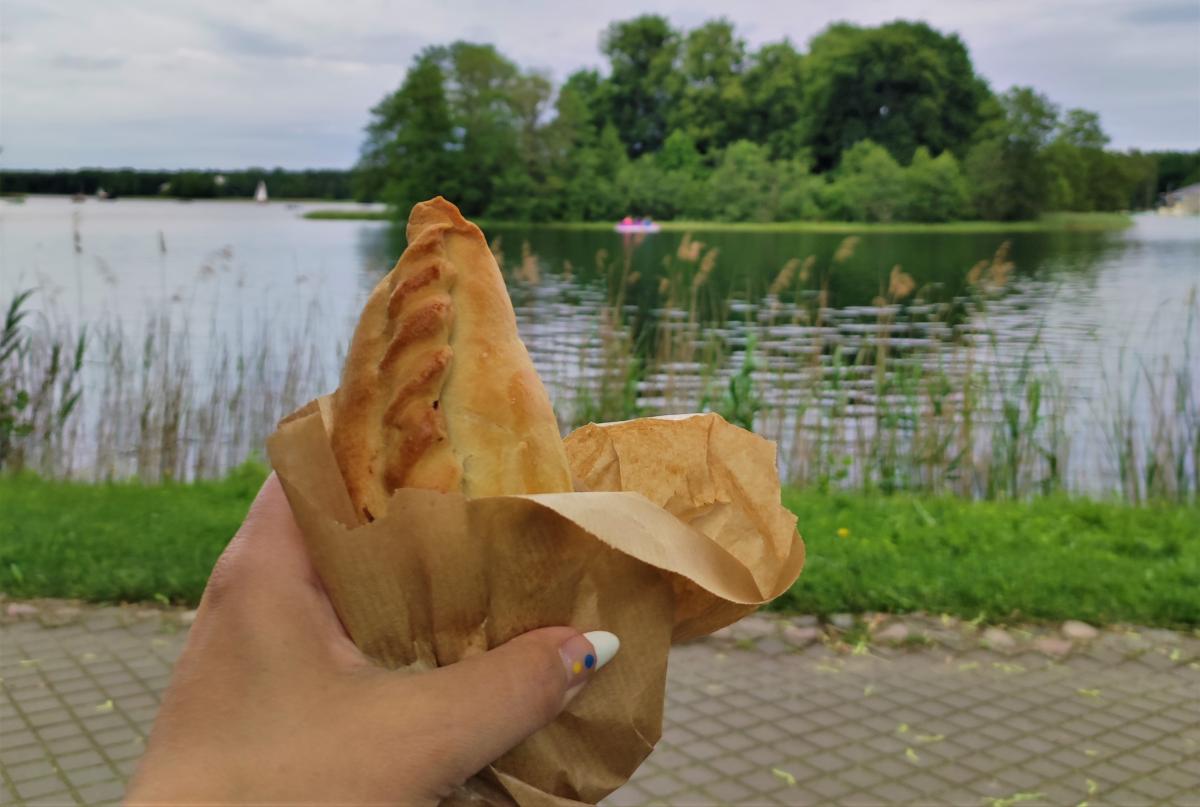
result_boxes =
[1161,182,1200,215]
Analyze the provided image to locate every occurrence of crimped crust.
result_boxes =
[331,197,571,521]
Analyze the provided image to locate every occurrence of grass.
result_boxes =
[775,489,1200,628]
[303,209,389,220]
[0,462,264,605]
[303,209,1134,231]
[1,463,1196,627]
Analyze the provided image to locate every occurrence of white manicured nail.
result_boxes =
[582,630,620,670]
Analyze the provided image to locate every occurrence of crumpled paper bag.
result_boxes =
[267,401,804,806]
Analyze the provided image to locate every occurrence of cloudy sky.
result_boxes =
[3,0,1198,169]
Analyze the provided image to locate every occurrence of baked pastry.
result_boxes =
[330,197,572,521]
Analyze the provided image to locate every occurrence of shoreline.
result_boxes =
[302,209,1137,232]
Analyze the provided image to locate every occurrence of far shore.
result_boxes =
[4,195,1136,232]
[302,209,1136,232]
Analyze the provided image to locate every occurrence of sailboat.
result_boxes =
[254,181,269,204]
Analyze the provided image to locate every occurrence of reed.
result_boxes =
[2,291,332,482]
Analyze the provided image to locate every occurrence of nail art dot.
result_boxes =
[572,661,582,675]
[584,654,596,670]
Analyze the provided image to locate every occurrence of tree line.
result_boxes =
[358,16,1199,222]
[0,168,354,200]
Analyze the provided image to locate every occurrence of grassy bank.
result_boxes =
[775,490,1198,627]
[303,209,1134,232]
[1,466,1195,626]
[303,208,389,220]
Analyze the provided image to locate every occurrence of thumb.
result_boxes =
[420,627,620,783]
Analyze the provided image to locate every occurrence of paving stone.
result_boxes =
[1033,636,1073,656]
[1063,620,1100,640]
[66,762,119,788]
[7,602,1200,806]
[705,778,753,803]
[829,613,855,630]
[75,779,127,804]
[981,626,1016,650]
[13,774,70,801]
[6,757,58,783]
[873,623,910,643]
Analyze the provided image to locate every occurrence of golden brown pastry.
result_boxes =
[331,196,571,521]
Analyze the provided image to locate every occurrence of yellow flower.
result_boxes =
[837,527,850,539]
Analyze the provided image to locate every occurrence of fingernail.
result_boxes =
[559,630,620,687]
[582,631,619,670]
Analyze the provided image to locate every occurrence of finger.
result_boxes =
[206,474,319,598]
[238,473,322,588]
[403,627,620,786]
[199,474,356,661]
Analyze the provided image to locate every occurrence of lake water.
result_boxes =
[2,196,1197,494]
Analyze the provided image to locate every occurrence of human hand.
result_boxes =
[125,474,619,804]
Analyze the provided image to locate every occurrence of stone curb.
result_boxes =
[4,595,1198,663]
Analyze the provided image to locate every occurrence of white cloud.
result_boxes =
[1,0,1196,168]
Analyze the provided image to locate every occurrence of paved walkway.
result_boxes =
[1,601,1197,806]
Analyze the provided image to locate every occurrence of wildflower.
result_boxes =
[837,527,850,538]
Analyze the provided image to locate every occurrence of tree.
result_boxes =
[552,70,609,149]
[965,87,1058,220]
[900,147,971,221]
[357,49,456,211]
[672,19,749,153]
[800,21,991,170]
[705,140,778,221]
[600,15,681,157]
[742,41,807,159]
[558,124,629,221]
[359,42,542,217]
[658,129,702,174]
[490,70,555,219]
[823,140,906,221]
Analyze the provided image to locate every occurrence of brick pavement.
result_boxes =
[1,602,1197,806]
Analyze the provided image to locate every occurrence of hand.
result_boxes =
[126,474,618,804]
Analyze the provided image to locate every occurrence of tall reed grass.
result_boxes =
[2,291,331,482]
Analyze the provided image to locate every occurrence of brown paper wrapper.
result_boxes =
[267,401,804,806]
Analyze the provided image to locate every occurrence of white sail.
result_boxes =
[254,181,268,203]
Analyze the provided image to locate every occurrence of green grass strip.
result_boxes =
[1,466,1193,625]
[776,489,1199,627]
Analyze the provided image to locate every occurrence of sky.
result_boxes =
[2,0,1198,169]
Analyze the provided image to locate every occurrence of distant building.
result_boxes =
[1161,183,1200,215]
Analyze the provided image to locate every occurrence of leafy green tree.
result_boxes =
[558,124,629,220]
[650,130,707,218]
[899,147,971,221]
[965,87,1058,220]
[672,19,749,152]
[823,140,906,221]
[742,41,807,159]
[658,130,702,175]
[600,15,681,156]
[357,50,455,211]
[1154,151,1200,193]
[801,21,991,170]
[552,70,609,149]
[489,70,556,219]
[705,140,778,221]
[776,160,825,220]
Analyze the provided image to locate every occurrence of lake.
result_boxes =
[2,196,1197,496]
